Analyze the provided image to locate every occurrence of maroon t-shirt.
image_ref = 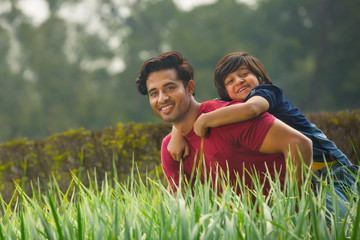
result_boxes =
[161,100,286,194]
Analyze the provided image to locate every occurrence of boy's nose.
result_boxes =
[235,77,244,85]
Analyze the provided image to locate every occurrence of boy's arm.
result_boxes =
[167,126,190,161]
[194,96,269,138]
[259,119,313,191]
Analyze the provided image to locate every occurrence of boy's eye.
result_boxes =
[240,72,249,77]
[225,79,233,85]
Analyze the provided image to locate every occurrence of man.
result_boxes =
[136,51,313,194]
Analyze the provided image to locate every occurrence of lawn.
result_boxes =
[0,158,359,239]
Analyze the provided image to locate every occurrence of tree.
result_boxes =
[117,0,180,122]
[255,0,360,111]
[0,0,359,142]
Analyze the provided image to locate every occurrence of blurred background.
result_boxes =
[0,0,359,143]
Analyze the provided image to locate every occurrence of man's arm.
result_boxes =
[167,125,191,161]
[161,134,181,194]
[259,118,313,190]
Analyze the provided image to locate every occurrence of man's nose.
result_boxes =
[159,91,169,103]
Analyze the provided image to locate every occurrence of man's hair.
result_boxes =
[214,51,273,101]
[136,51,195,96]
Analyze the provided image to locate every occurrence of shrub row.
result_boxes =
[0,109,359,203]
[306,109,360,165]
[0,122,171,203]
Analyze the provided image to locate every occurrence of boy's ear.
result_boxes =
[186,80,195,95]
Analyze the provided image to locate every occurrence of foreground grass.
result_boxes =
[0,160,359,239]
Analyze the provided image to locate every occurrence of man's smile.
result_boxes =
[159,103,175,113]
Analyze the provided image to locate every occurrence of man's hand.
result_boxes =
[167,129,191,161]
[194,113,210,138]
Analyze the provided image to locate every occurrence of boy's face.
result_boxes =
[224,65,260,101]
[146,68,193,123]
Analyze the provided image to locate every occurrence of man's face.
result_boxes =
[146,69,193,123]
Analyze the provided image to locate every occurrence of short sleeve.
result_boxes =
[246,85,283,112]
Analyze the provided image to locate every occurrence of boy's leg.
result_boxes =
[328,165,358,216]
[313,164,359,225]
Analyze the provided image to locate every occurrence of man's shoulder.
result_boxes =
[199,99,244,113]
[162,133,172,146]
[201,99,244,105]
[161,133,173,161]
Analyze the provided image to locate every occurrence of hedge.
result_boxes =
[0,109,359,203]
[0,122,171,204]
[306,109,360,165]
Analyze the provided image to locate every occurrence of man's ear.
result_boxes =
[186,80,195,95]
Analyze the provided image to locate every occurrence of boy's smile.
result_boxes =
[224,66,260,101]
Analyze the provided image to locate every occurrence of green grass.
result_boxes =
[0,157,359,239]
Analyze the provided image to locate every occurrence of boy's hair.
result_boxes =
[214,51,273,101]
[136,51,195,96]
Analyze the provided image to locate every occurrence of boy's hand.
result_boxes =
[194,113,210,138]
[168,131,191,161]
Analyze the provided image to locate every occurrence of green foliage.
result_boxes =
[0,157,358,239]
[0,109,359,205]
[306,109,360,165]
[1,0,360,142]
[0,122,171,204]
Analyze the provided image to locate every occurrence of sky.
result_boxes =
[17,0,216,25]
[174,0,216,11]
[13,0,256,75]
[17,0,257,26]
[17,0,50,26]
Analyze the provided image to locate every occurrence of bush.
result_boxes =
[0,109,359,203]
[306,109,360,165]
[0,122,171,203]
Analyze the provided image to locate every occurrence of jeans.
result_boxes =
[312,163,359,225]
[306,124,351,166]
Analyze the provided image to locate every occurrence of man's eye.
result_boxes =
[149,91,158,97]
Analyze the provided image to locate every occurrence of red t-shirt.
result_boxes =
[161,100,286,194]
